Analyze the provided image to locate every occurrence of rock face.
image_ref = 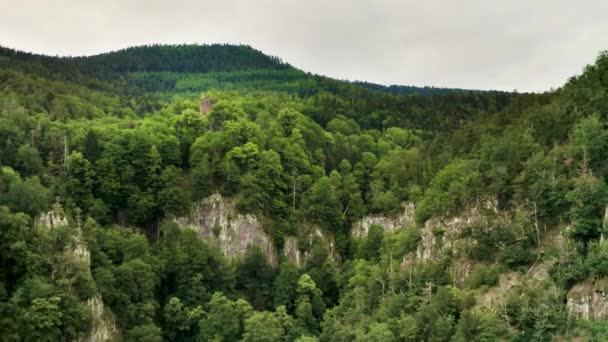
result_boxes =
[477,260,553,310]
[417,213,479,261]
[38,208,69,228]
[69,233,120,341]
[354,200,503,286]
[199,97,214,114]
[284,228,336,267]
[175,194,338,266]
[417,200,499,262]
[38,207,119,342]
[417,212,476,286]
[352,203,415,238]
[175,194,278,265]
[79,295,120,342]
[72,236,120,341]
[567,279,608,321]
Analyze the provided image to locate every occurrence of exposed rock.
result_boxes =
[37,208,120,341]
[72,241,91,266]
[604,205,608,230]
[399,252,417,273]
[451,257,474,287]
[352,202,415,238]
[417,199,500,261]
[71,236,120,341]
[200,97,214,114]
[477,260,554,310]
[567,278,608,322]
[175,193,277,265]
[283,228,335,267]
[417,212,479,262]
[38,207,69,228]
[412,199,504,286]
[283,237,303,266]
[79,296,120,342]
[478,271,521,309]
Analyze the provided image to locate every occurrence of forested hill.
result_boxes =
[75,44,290,74]
[0,43,520,131]
[0,44,495,98]
[354,81,496,96]
[0,44,289,76]
[0,43,607,341]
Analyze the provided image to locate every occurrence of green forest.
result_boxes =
[0,44,607,341]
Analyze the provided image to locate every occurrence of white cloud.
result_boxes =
[1,0,607,91]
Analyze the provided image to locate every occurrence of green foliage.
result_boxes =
[570,115,608,177]
[567,173,608,251]
[416,159,482,223]
[242,311,285,342]
[126,324,163,342]
[272,261,300,313]
[198,292,253,341]
[464,264,501,289]
[0,167,50,216]
[355,224,384,261]
[504,280,568,340]
[0,43,607,341]
[295,274,325,335]
[304,177,343,232]
[236,247,276,310]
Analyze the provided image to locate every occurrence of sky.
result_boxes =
[1,0,608,92]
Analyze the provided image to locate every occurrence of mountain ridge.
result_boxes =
[0,43,501,96]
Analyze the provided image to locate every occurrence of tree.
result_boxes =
[294,274,325,335]
[236,246,275,310]
[478,128,540,208]
[566,173,608,252]
[83,129,101,162]
[416,159,482,224]
[356,224,384,261]
[198,292,253,341]
[15,144,43,176]
[110,258,158,329]
[0,173,50,216]
[242,311,285,342]
[304,177,343,232]
[15,296,63,341]
[272,261,300,312]
[363,322,396,342]
[65,151,95,211]
[570,115,608,177]
[333,169,364,223]
[126,324,163,342]
[163,297,203,341]
[191,153,214,200]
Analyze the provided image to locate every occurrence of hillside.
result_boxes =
[0,44,606,341]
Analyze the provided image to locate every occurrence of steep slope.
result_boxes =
[0,43,606,340]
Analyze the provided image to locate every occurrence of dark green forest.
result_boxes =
[0,44,607,341]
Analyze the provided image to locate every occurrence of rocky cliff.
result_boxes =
[352,203,415,238]
[353,201,502,285]
[175,194,335,266]
[175,194,278,264]
[39,208,120,342]
[567,278,608,322]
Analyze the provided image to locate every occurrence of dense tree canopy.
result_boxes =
[0,44,606,340]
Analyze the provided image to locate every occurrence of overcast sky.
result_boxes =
[1,0,607,92]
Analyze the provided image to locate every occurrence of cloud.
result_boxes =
[1,0,607,91]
